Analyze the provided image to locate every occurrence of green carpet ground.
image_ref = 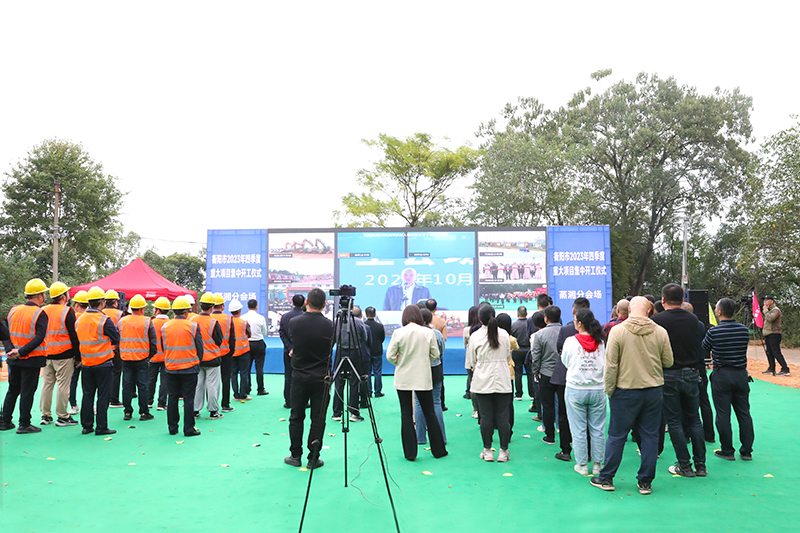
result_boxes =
[1,376,797,533]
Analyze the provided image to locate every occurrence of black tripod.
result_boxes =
[298,298,400,533]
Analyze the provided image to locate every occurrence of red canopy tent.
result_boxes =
[68,258,197,302]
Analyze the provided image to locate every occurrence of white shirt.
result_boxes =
[466,326,512,394]
[242,309,268,341]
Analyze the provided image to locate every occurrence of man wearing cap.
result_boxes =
[103,290,125,408]
[211,293,236,413]
[161,296,204,436]
[68,290,89,416]
[119,295,157,421]
[148,297,171,411]
[242,299,269,396]
[279,294,306,408]
[76,286,120,435]
[191,293,224,419]
[39,282,81,427]
[762,295,790,376]
[1,279,50,433]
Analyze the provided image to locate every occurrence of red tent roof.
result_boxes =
[69,258,197,302]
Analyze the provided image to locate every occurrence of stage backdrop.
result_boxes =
[206,226,612,374]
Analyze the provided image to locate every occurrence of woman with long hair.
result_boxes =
[463,305,480,404]
[467,305,513,462]
[560,308,606,476]
[387,305,447,461]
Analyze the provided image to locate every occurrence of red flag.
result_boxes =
[752,293,764,328]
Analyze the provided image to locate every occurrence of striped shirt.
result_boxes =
[701,319,750,369]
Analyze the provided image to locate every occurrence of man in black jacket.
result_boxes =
[285,288,333,470]
[364,306,386,397]
[279,294,306,409]
[651,283,706,478]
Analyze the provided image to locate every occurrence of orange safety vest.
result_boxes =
[76,311,114,366]
[186,312,197,321]
[190,314,221,362]
[231,316,249,357]
[43,304,71,356]
[74,306,86,316]
[162,319,200,371]
[102,308,123,327]
[212,312,233,355]
[151,316,169,363]
[119,315,152,362]
[7,304,48,359]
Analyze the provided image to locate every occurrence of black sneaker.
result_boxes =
[590,477,615,491]
[283,403,291,409]
[209,412,223,419]
[55,417,78,427]
[284,456,302,467]
[374,392,385,398]
[82,427,94,435]
[194,411,200,419]
[694,463,708,477]
[16,425,43,434]
[184,428,201,437]
[221,406,235,413]
[463,392,471,399]
[110,402,124,408]
[776,370,791,376]
[306,458,324,470]
[95,428,116,436]
[157,405,167,411]
[668,462,696,477]
[139,413,155,421]
[542,436,555,445]
[0,421,15,431]
[714,450,736,461]
[761,369,775,375]
[123,413,133,421]
[555,452,571,461]
[257,390,269,396]
[442,405,448,412]
[40,415,54,425]
[638,480,652,495]
[349,414,365,422]
[740,453,753,461]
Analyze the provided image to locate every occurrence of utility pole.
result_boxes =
[53,173,60,282]
[681,215,689,290]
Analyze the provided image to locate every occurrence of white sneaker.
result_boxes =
[480,448,494,461]
[537,425,545,432]
[68,405,79,415]
[574,463,589,476]
[593,462,602,476]
[497,449,510,462]
[471,411,479,419]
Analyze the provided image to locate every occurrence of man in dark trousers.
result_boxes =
[651,283,707,478]
[161,296,204,437]
[703,297,754,461]
[530,306,565,453]
[364,306,386,397]
[285,288,333,470]
[331,302,367,422]
[1,279,49,434]
[762,295,790,376]
[510,306,532,401]
[279,294,306,409]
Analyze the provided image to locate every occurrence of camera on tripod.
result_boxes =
[330,284,356,310]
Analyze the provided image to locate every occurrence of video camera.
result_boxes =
[329,285,356,312]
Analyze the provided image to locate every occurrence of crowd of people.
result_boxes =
[1,279,270,438]
[2,278,779,493]
[480,262,543,282]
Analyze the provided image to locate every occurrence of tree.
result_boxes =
[0,252,36,318]
[335,133,480,227]
[0,139,128,284]
[470,71,754,296]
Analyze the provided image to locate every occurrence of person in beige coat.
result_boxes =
[387,305,448,461]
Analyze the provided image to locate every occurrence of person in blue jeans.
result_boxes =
[415,308,446,445]
[561,308,607,477]
[591,297,673,495]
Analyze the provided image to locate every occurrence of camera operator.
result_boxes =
[285,288,333,469]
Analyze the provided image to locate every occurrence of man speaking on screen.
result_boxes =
[383,268,432,311]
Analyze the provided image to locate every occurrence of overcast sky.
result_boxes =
[1,1,797,257]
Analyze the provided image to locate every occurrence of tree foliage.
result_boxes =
[140,248,206,296]
[470,72,754,296]
[0,139,128,284]
[335,133,480,227]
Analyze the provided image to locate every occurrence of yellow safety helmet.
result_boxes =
[172,296,191,310]
[214,293,225,306]
[129,294,147,309]
[199,292,216,305]
[105,289,120,300]
[154,297,171,311]
[73,290,89,304]
[49,281,70,299]
[25,278,48,296]
[87,286,106,300]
